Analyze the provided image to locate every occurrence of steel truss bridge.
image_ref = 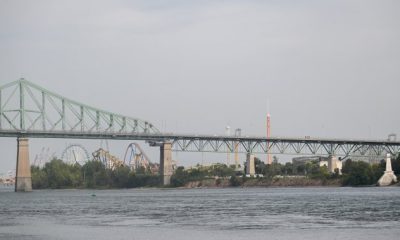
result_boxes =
[1,130,399,157]
[1,78,400,158]
[0,79,159,135]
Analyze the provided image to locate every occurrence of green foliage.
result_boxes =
[254,157,265,174]
[32,156,392,189]
[307,164,330,181]
[170,157,390,188]
[170,166,189,187]
[31,165,48,189]
[81,160,110,188]
[43,159,82,188]
[31,159,160,189]
[370,161,385,183]
[263,162,282,178]
[341,159,383,186]
[127,174,160,188]
[210,163,236,177]
[283,162,294,175]
[170,164,235,187]
[109,165,130,188]
[229,175,241,187]
[393,154,400,175]
[295,164,306,175]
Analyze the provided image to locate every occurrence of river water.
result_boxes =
[0,187,399,240]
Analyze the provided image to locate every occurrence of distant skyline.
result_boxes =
[1,0,399,173]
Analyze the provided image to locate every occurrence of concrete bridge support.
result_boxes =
[160,142,173,186]
[15,138,32,192]
[378,154,397,186]
[246,153,255,177]
[328,155,342,174]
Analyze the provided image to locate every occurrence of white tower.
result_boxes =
[378,154,397,186]
[266,113,271,164]
[226,126,231,165]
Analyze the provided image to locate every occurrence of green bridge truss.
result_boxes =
[0,79,159,134]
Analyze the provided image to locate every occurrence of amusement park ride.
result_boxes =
[59,142,159,174]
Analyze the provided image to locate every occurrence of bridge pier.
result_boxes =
[15,137,32,192]
[328,155,342,174]
[246,153,255,176]
[160,142,173,186]
[378,154,397,186]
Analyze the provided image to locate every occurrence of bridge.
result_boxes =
[1,79,400,191]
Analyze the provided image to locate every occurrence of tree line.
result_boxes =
[31,154,400,189]
[170,155,400,187]
[31,159,159,189]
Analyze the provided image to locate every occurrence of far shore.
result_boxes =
[21,177,399,190]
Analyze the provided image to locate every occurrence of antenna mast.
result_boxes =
[266,100,271,164]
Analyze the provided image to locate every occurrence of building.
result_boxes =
[292,156,329,167]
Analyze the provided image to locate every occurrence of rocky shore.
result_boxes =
[183,176,341,188]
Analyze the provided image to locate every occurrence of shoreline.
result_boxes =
[3,184,398,191]
[7,176,400,190]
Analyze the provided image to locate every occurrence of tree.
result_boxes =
[31,165,48,189]
[392,154,400,176]
[31,158,162,189]
[128,173,160,188]
[110,165,130,188]
[303,161,330,180]
[43,159,82,188]
[81,160,110,188]
[229,174,241,187]
[210,163,235,177]
[254,157,265,174]
[263,162,282,178]
[282,162,294,175]
[170,166,188,187]
[341,159,374,186]
[273,156,279,164]
[295,164,306,175]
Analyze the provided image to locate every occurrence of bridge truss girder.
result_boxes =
[0,79,159,134]
[0,130,399,158]
[170,138,400,158]
[0,79,399,159]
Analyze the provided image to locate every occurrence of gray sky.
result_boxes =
[1,0,399,173]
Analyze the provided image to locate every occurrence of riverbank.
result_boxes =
[182,176,342,188]
[30,157,400,189]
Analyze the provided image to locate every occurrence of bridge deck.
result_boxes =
[1,130,399,156]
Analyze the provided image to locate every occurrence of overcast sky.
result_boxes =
[1,0,399,174]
